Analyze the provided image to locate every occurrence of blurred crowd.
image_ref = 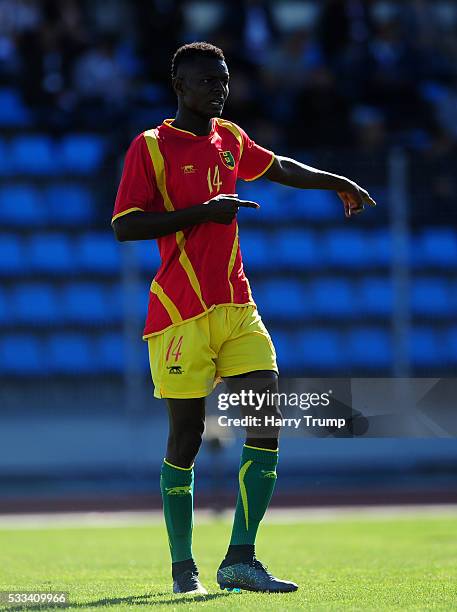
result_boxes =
[1,0,457,168]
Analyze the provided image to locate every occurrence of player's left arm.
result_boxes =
[264,156,376,217]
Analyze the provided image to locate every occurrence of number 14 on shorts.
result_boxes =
[166,335,184,362]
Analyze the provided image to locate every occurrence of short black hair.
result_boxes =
[171,42,225,78]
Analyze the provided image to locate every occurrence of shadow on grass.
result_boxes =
[10,592,228,610]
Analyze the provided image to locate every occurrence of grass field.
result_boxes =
[1,513,456,611]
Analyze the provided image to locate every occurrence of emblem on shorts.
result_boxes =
[219,150,235,170]
[167,365,183,374]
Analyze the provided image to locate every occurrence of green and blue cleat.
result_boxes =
[217,557,298,593]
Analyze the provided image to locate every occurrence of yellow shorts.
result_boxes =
[147,305,277,399]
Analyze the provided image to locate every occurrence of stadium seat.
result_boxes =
[0,288,9,324]
[239,230,272,271]
[273,229,317,270]
[0,184,43,226]
[11,134,56,175]
[94,332,124,372]
[61,283,107,324]
[236,181,284,219]
[0,138,11,175]
[59,134,105,174]
[446,327,457,365]
[414,229,457,268]
[0,334,44,374]
[368,229,392,267]
[356,278,393,316]
[12,284,59,324]
[45,184,94,224]
[77,233,121,273]
[346,328,392,367]
[321,229,370,269]
[28,234,74,274]
[254,279,309,319]
[310,278,354,318]
[132,241,161,274]
[411,327,445,367]
[279,189,339,221]
[0,235,26,276]
[297,328,343,369]
[412,278,450,316]
[47,333,94,374]
[0,88,31,126]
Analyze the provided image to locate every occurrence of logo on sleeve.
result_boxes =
[219,150,235,170]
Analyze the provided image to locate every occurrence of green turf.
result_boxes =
[1,515,456,610]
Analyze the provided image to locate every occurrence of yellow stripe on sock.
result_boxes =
[244,444,279,453]
[239,459,253,531]
[164,459,194,471]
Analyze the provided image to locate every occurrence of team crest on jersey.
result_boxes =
[219,150,235,170]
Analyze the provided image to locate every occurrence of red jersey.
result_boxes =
[112,118,275,338]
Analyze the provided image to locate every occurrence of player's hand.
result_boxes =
[337,180,376,218]
[204,193,259,225]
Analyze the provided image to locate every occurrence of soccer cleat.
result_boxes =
[173,569,208,595]
[217,557,298,593]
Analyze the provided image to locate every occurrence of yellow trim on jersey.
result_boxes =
[143,130,174,212]
[142,302,255,340]
[227,224,239,302]
[151,280,183,325]
[164,459,194,471]
[244,153,275,182]
[111,206,144,224]
[162,118,212,138]
[143,129,207,311]
[176,231,207,310]
[215,118,244,156]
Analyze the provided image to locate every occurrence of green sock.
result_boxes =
[229,444,279,546]
[160,459,194,563]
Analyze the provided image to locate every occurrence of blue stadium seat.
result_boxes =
[414,229,457,268]
[268,328,291,367]
[28,234,74,274]
[0,288,9,323]
[368,229,392,267]
[45,184,94,224]
[239,230,272,271]
[356,278,393,316]
[273,229,317,269]
[346,328,392,367]
[254,279,309,319]
[321,229,370,269]
[59,134,105,174]
[61,283,107,324]
[310,278,354,318]
[446,327,457,365]
[0,334,44,374]
[279,189,339,221]
[412,278,450,316]
[0,139,12,175]
[47,333,94,374]
[0,184,43,226]
[297,328,343,368]
[236,181,283,219]
[0,235,26,276]
[411,327,444,367]
[12,284,59,324]
[0,88,31,126]
[94,332,124,372]
[11,134,56,175]
[133,241,161,273]
[77,233,120,273]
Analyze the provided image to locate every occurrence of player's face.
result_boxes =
[177,58,229,118]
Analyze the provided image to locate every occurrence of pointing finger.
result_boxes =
[236,200,260,209]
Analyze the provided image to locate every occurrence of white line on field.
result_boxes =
[0,504,456,530]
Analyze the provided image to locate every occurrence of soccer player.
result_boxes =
[112,42,375,595]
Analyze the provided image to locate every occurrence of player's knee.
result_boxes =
[167,425,203,467]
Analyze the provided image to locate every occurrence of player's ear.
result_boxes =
[172,76,184,96]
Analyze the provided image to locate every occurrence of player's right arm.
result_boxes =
[112,135,258,242]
